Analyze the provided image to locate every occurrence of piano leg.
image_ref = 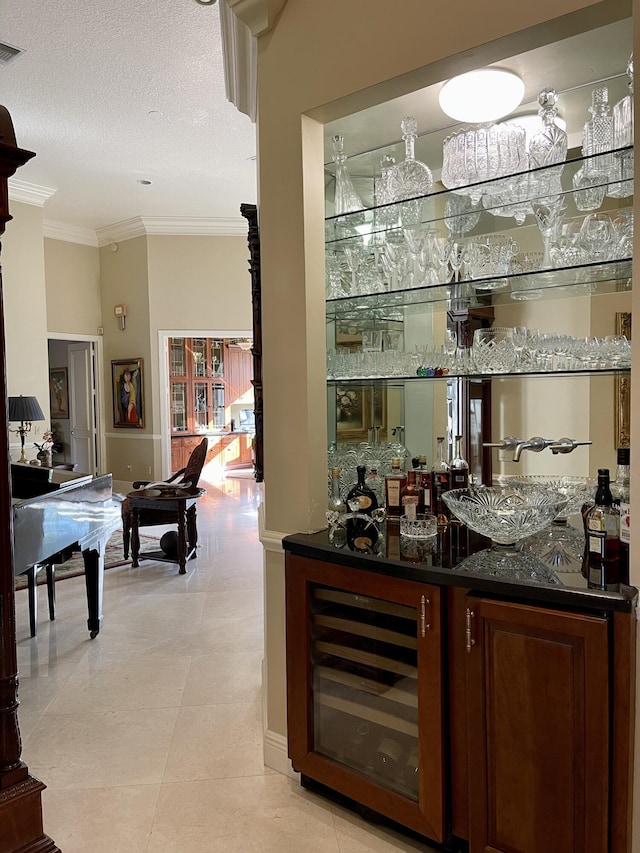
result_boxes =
[46,565,56,622]
[26,566,39,638]
[82,545,104,639]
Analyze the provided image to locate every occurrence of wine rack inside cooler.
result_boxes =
[310,584,420,801]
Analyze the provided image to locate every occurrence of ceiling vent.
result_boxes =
[0,42,23,64]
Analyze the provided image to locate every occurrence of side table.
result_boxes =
[127,487,206,574]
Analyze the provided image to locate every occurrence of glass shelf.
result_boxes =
[325,147,633,242]
[328,368,630,385]
[326,257,632,319]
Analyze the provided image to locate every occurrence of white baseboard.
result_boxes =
[263,728,299,780]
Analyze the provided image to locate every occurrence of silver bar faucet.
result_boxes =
[484,435,592,462]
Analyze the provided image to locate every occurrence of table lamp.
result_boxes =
[8,395,45,463]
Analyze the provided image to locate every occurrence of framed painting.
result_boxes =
[336,385,386,442]
[614,312,631,449]
[49,367,69,419]
[112,358,144,428]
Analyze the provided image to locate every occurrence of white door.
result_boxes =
[68,341,97,474]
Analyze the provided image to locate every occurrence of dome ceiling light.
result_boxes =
[439,68,525,123]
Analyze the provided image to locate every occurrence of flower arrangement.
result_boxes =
[34,429,55,453]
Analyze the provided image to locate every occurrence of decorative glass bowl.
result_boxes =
[442,484,569,545]
[442,484,570,584]
[506,475,597,571]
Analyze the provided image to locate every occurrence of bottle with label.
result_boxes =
[400,469,422,519]
[418,454,432,512]
[346,465,378,515]
[449,435,469,489]
[385,458,407,518]
[612,447,630,579]
[365,463,385,508]
[584,468,623,588]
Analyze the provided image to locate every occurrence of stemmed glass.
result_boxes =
[447,240,467,283]
[403,226,427,288]
[579,212,614,262]
[342,244,364,295]
[532,196,566,268]
[326,253,345,299]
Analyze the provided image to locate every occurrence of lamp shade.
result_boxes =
[8,395,45,423]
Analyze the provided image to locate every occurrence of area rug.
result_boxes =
[14,531,160,590]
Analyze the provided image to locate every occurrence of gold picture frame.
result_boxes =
[336,386,387,443]
[49,367,69,419]
[614,312,631,449]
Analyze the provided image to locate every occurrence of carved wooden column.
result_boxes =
[0,106,60,853]
[240,202,263,482]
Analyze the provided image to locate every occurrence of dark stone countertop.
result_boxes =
[283,523,638,614]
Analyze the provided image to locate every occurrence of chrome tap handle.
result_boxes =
[549,437,592,455]
[483,435,522,450]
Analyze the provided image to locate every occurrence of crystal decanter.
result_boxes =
[387,117,433,225]
[528,88,567,198]
[331,134,364,224]
[609,54,634,199]
[572,86,614,211]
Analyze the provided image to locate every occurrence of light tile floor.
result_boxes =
[15,466,436,852]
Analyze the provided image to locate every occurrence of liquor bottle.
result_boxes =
[345,465,380,554]
[435,436,449,471]
[418,454,432,512]
[346,465,378,515]
[385,458,407,518]
[365,463,385,508]
[584,468,623,588]
[449,435,469,489]
[612,447,630,578]
[328,466,344,511]
[400,469,421,519]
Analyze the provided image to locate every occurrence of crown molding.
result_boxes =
[8,178,56,207]
[95,216,248,246]
[223,0,287,36]
[220,0,257,121]
[43,220,99,247]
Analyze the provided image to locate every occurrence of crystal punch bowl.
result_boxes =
[505,475,597,518]
[442,484,570,546]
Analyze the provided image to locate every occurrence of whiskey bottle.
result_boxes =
[385,458,407,518]
[346,465,378,515]
[400,469,421,519]
[449,435,469,489]
[584,468,623,588]
[418,454,432,512]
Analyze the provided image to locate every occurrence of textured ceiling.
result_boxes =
[0,0,257,236]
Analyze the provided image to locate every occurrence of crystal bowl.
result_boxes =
[442,484,569,545]
[505,475,597,518]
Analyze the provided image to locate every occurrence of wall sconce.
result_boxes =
[114,303,127,331]
[8,395,45,463]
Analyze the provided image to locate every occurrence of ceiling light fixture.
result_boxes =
[439,68,525,123]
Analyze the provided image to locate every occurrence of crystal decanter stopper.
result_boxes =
[331,134,364,223]
[387,117,433,225]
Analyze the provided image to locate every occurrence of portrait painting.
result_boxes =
[112,358,144,428]
[49,367,69,419]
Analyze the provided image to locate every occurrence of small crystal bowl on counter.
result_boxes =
[399,512,437,539]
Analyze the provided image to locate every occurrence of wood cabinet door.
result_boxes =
[465,597,609,853]
[285,553,445,844]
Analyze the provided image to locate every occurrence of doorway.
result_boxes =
[47,333,104,474]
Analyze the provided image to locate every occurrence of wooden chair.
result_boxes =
[121,437,208,559]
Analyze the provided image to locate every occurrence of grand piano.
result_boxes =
[11,463,121,639]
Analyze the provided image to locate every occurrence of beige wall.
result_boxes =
[44,238,101,335]
[252,0,634,776]
[3,202,50,460]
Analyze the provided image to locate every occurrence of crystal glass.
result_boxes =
[609,55,634,199]
[579,212,615,261]
[509,475,597,571]
[387,117,433,215]
[471,327,517,373]
[444,193,481,237]
[376,154,400,229]
[467,234,519,282]
[532,196,565,268]
[400,512,437,538]
[331,134,364,222]
[528,88,568,196]
[442,484,569,584]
